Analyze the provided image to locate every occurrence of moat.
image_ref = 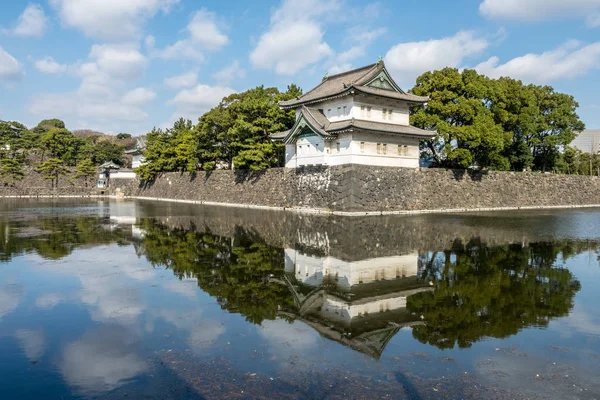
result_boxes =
[0,199,599,399]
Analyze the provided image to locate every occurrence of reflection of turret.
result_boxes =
[279,248,432,359]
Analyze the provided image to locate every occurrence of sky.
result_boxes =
[0,0,599,135]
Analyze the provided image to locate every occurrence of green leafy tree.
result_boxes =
[0,158,25,185]
[40,128,78,164]
[36,158,68,188]
[73,158,98,187]
[116,133,132,140]
[411,68,511,169]
[411,69,585,172]
[196,85,300,171]
[32,118,65,134]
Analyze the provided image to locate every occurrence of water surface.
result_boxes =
[0,199,599,399]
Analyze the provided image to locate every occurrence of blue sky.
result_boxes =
[0,0,599,134]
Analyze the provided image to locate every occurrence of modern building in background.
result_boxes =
[272,60,436,168]
[571,129,600,154]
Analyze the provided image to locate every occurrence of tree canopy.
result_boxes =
[411,68,585,171]
[137,84,302,179]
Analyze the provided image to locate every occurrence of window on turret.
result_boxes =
[367,106,372,117]
[360,142,365,153]
[360,106,365,117]
[377,143,381,154]
[383,144,387,154]
[343,105,347,116]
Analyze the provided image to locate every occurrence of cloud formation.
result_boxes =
[50,0,178,41]
[167,84,235,122]
[213,60,246,84]
[152,9,228,61]
[34,56,67,74]
[385,31,489,87]
[0,46,24,82]
[479,0,600,27]
[475,40,600,83]
[250,0,339,75]
[13,3,49,37]
[164,71,198,89]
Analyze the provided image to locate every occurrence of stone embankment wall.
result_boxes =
[112,165,600,214]
[0,167,97,197]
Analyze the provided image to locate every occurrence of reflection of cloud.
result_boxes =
[0,284,23,320]
[556,306,600,336]
[258,319,318,352]
[31,247,150,326]
[164,279,199,299]
[14,329,45,361]
[150,308,225,352]
[188,323,226,351]
[35,293,64,310]
[60,326,147,394]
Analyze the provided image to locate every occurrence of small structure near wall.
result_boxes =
[272,60,436,168]
[125,136,146,169]
[97,161,135,189]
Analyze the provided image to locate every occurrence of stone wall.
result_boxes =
[109,164,600,213]
[0,167,97,197]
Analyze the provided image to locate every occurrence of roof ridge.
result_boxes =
[325,62,379,81]
[289,63,379,102]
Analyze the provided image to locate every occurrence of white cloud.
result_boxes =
[13,3,48,37]
[328,27,386,74]
[0,46,25,82]
[122,87,157,106]
[152,40,205,61]
[15,330,45,361]
[50,0,179,41]
[60,326,147,394]
[29,44,151,131]
[475,40,600,83]
[152,8,228,61]
[213,60,246,84]
[384,30,489,86]
[588,13,600,27]
[187,9,229,50]
[480,0,600,26]
[250,0,340,75]
[89,44,147,80]
[167,84,235,121]
[164,71,198,89]
[34,56,67,74]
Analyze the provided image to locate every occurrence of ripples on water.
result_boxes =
[0,199,599,399]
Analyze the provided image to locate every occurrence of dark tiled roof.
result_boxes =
[271,106,436,142]
[279,62,428,108]
[353,86,429,103]
[328,119,436,138]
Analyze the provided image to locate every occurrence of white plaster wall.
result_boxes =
[285,143,296,168]
[132,155,145,169]
[317,99,353,122]
[294,135,326,167]
[352,98,410,125]
[111,171,137,179]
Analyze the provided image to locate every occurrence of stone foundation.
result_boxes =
[111,165,600,214]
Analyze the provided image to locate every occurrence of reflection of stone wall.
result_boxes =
[113,165,600,213]
[136,201,589,261]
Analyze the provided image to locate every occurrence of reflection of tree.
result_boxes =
[407,239,596,350]
[0,217,131,261]
[138,220,293,324]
